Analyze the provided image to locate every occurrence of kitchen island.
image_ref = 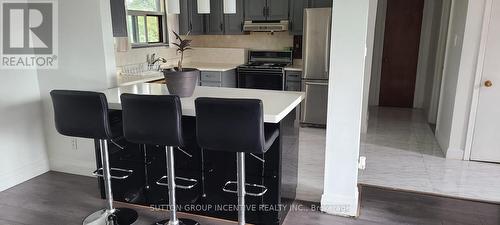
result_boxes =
[96,83,304,225]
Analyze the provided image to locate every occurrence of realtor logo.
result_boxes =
[1,1,58,69]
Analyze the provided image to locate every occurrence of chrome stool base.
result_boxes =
[83,208,138,225]
[152,218,200,225]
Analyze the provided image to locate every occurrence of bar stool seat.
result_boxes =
[50,90,138,225]
[121,93,200,225]
[195,97,279,225]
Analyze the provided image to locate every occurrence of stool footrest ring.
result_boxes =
[93,167,133,180]
[156,175,198,189]
[222,181,268,197]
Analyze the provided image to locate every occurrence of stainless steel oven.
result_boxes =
[238,67,285,91]
[237,51,292,91]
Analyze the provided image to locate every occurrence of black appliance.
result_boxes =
[237,51,293,91]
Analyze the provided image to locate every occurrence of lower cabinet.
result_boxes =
[199,69,237,88]
[285,70,302,91]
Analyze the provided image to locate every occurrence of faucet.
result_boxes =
[147,53,167,67]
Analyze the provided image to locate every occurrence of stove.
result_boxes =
[241,62,291,69]
[237,51,293,90]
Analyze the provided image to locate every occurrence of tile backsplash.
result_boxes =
[114,46,180,67]
[114,32,292,71]
[184,48,246,64]
[114,46,247,73]
[185,32,293,51]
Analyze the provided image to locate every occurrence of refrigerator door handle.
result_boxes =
[304,81,328,86]
[325,13,331,76]
[303,10,310,77]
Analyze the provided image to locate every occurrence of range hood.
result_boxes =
[243,20,289,32]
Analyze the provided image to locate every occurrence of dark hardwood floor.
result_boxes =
[0,171,499,225]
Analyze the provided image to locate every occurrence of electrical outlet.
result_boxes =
[358,156,366,170]
[71,138,78,150]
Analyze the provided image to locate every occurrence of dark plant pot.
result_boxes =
[163,68,199,97]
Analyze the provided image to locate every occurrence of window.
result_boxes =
[126,0,167,47]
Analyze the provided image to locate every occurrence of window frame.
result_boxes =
[126,0,168,48]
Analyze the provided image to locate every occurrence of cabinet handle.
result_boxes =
[220,23,223,31]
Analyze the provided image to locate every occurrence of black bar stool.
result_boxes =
[195,97,279,225]
[120,93,200,225]
[50,90,138,225]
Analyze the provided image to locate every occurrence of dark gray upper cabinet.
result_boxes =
[245,0,290,21]
[309,0,333,8]
[224,0,245,34]
[179,0,190,35]
[289,0,332,35]
[206,0,224,34]
[268,0,289,20]
[189,0,205,35]
[179,0,205,35]
[289,0,308,35]
[245,0,267,20]
[110,0,128,37]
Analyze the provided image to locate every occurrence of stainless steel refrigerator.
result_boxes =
[301,8,332,126]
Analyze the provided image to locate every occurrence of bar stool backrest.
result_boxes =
[121,93,184,147]
[195,97,266,154]
[50,90,112,139]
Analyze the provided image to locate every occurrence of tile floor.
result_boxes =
[296,107,500,203]
[359,107,500,203]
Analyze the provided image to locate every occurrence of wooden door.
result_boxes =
[379,0,424,107]
[471,0,500,163]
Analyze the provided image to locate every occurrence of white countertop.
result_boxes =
[160,62,241,72]
[102,83,305,123]
[284,64,303,71]
[117,62,241,87]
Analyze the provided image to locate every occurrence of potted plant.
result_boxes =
[163,31,198,97]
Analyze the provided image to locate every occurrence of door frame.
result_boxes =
[427,0,452,124]
[464,0,493,161]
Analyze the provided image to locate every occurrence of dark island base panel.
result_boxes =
[94,107,300,225]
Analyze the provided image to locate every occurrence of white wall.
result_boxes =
[322,0,372,217]
[0,70,50,191]
[424,0,450,124]
[361,0,379,133]
[428,0,452,124]
[414,0,443,110]
[436,0,486,159]
[37,0,118,176]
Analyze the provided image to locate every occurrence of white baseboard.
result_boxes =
[320,188,360,217]
[49,157,95,177]
[445,147,464,160]
[0,159,50,192]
